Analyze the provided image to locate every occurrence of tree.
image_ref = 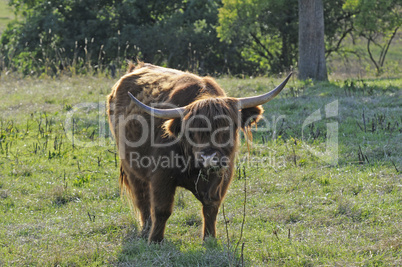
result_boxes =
[298,0,328,81]
[217,0,352,75]
[343,0,401,75]
[217,0,298,74]
[323,0,357,58]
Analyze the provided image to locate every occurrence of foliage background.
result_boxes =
[0,0,401,76]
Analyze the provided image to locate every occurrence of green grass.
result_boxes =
[0,73,401,266]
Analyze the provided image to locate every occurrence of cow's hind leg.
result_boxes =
[148,180,176,243]
[128,174,152,238]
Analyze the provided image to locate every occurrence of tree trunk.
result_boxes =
[298,0,328,81]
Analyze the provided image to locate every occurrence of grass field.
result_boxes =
[0,72,401,266]
[0,1,401,265]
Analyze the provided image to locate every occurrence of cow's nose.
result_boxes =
[200,152,219,168]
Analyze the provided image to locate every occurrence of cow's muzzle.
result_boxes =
[196,150,228,169]
[200,152,219,168]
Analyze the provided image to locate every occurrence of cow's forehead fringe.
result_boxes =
[188,96,239,115]
[184,97,240,128]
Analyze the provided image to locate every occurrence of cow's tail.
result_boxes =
[119,165,143,225]
[119,164,136,211]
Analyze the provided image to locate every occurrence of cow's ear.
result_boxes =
[163,118,182,138]
[240,105,264,129]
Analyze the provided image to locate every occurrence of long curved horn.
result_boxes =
[238,72,292,109]
[128,92,184,119]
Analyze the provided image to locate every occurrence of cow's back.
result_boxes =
[107,63,226,138]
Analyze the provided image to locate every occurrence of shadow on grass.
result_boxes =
[114,225,241,266]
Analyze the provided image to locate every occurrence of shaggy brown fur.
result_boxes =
[107,62,263,243]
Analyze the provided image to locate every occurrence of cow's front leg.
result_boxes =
[202,203,220,239]
[148,182,176,243]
